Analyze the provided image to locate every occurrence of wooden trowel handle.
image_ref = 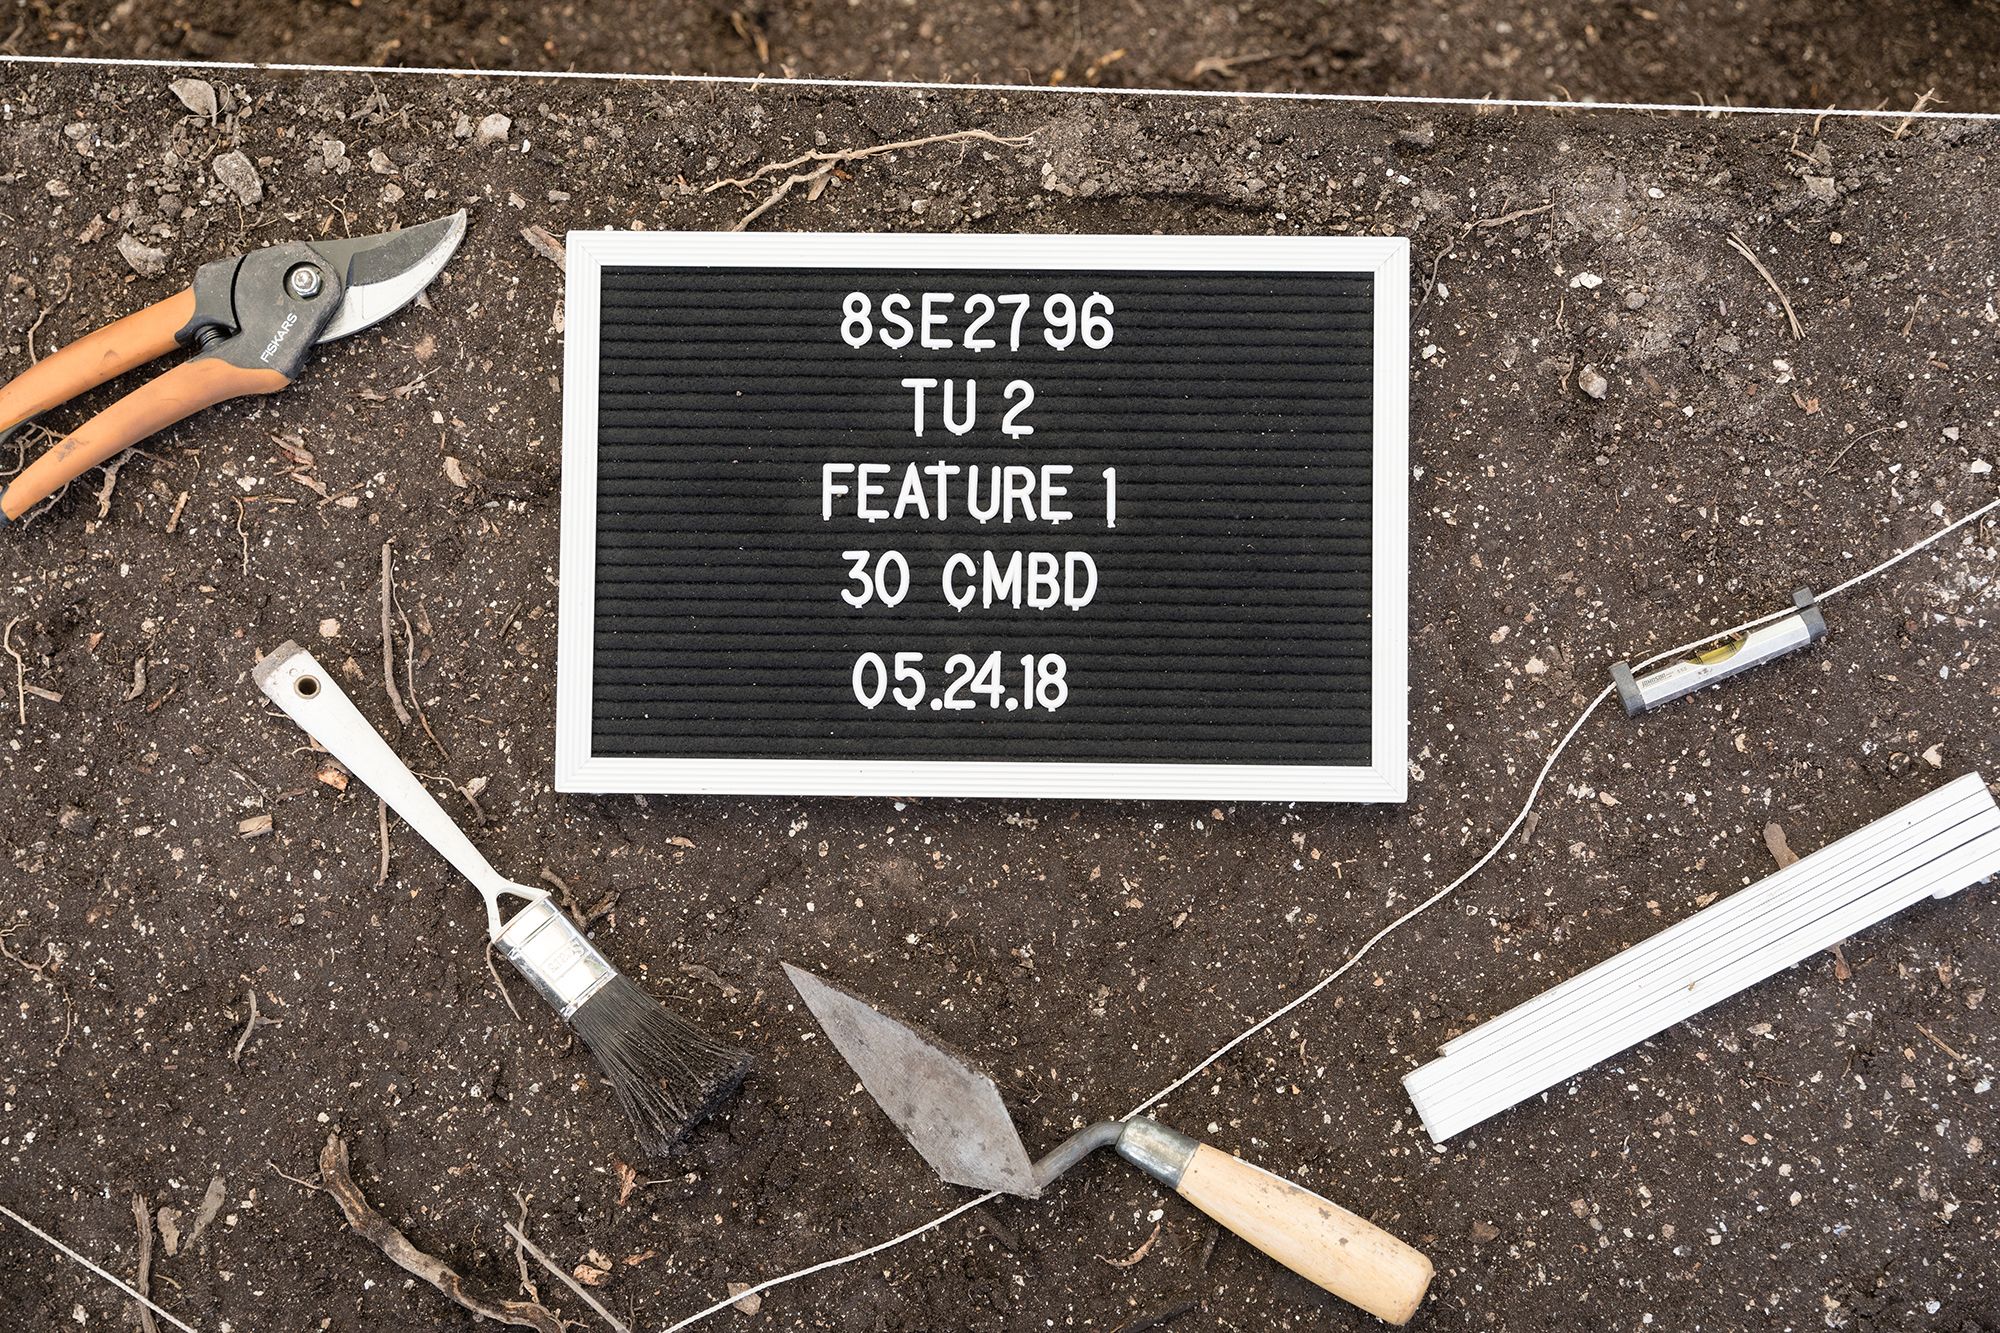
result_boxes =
[1117,1121,1433,1324]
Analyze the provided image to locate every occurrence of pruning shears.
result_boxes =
[0,210,466,524]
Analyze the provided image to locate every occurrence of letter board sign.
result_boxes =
[556,232,1408,801]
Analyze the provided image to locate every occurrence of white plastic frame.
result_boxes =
[556,231,1409,801]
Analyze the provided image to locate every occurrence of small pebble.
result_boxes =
[474,112,512,147]
[1578,365,1609,400]
[211,150,263,205]
[116,234,168,277]
[318,619,340,639]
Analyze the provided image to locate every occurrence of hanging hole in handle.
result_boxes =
[295,674,322,699]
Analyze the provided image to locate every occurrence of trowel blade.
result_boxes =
[783,963,1041,1198]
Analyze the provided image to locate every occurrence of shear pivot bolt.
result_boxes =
[287,265,324,299]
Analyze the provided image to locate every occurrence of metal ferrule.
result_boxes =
[493,898,617,1019]
[1114,1118,1199,1189]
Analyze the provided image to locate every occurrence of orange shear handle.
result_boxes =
[0,289,197,439]
[0,357,289,521]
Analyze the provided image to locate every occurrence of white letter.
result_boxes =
[924,460,960,520]
[902,377,936,436]
[1041,465,1072,524]
[942,553,975,610]
[822,463,853,520]
[893,463,930,521]
[967,466,1000,524]
[1003,465,1036,523]
[1064,552,1098,609]
[943,379,975,437]
[921,292,953,349]
[983,550,1022,607]
[880,293,913,348]
[1026,551,1060,609]
[856,463,889,522]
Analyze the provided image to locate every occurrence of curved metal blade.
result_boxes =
[783,963,1040,1198]
[311,210,467,344]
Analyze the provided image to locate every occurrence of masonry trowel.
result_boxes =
[784,963,1433,1325]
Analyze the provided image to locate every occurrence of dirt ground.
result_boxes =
[11,0,2000,112]
[0,62,1996,1333]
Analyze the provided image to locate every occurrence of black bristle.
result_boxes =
[567,973,750,1155]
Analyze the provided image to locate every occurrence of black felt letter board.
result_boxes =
[557,234,1407,800]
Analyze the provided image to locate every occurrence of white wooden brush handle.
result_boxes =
[1116,1120,1432,1324]
[253,640,547,936]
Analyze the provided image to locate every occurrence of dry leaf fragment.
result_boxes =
[443,456,469,489]
[521,225,566,271]
[237,814,274,839]
[188,1175,225,1245]
[156,1206,183,1256]
[667,835,696,849]
[572,1250,613,1287]
[169,77,219,122]
[1763,823,1799,869]
[680,963,740,998]
[315,762,350,792]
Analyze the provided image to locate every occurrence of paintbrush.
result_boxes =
[254,640,748,1153]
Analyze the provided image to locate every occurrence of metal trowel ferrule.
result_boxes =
[495,897,618,1019]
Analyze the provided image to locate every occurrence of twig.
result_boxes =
[132,1194,160,1333]
[706,129,1033,231]
[317,1132,562,1333]
[509,1192,539,1304]
[95,457,127,520]
[265,1159,324,1193]
[0,1204,200,1333]
[375,797,391,886]
[1418,238,1454,308]
[1915,1024,1972,1066]
[380,542,412,726]
[4,615,24,723]
[1097,1219,1163,1268]
[1892,87,1939,139]
[231,986,279,1065]
[24,262,73,364]
[230,495,295,573]
[1826,422,1894,470]
[505,1221,634,1333]
[1725,232,1803,340]
[0,923,56,978]
[485,939,525,1020]
[1473,201,1552,229]
[392,579,444,756]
